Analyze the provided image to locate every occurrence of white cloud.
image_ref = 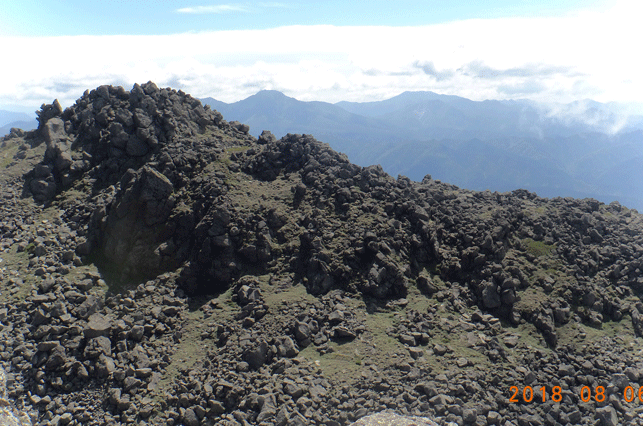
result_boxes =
[1,1,642,115]
[176,5,249,14]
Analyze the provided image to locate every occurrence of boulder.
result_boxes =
[276,336,299,358]
[350,412,439,426]
[596,406,618,426]
[481,281,501,308]
[84,313,112,338]
[84,336,112,358]
[258,130,277,144]
[42,117,70,164]
[244,341,270,369]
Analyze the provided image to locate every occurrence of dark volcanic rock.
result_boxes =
[99,165,176,280]
[84,313,112,338]
[5,81,643,426]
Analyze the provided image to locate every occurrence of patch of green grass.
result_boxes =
[58,188,89,203]
[406,281,439,312]
[520,206,547,218]
[514,286,549,316]
[510,322,552,352]
[155,292,236,402]
[522,238,555,257]
[297,339,367,385]
[262,279,317,308]
[363,311,402,353]
[0,244,37,303]
[0,144,20,168]
[477,206,499,219]
[557,315,639,349]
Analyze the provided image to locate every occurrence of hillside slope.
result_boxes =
[1,82,643,426]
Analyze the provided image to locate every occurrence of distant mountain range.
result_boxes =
[0,109,37,137]
[201,91,643,211]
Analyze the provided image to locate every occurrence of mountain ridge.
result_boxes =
[201,89,643,211]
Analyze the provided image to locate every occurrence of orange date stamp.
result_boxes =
[509,385,643,403]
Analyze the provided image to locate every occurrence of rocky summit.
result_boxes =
[1,82,643,426]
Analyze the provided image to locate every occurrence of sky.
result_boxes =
[1,0,642,115]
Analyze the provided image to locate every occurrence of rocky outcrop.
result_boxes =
[95,165,177,280]
[23,82,256,284]
[24,82,229,202]
[4,82,643,426]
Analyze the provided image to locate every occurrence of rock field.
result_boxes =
[1,82,643,425]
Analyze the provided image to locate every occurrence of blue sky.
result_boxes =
[1,0,641,119]
[2,0,606,36]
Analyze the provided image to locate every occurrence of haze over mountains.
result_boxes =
[0,109,38,138]
[202,91,643,211]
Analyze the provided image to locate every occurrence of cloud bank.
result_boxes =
[1,1,641,116]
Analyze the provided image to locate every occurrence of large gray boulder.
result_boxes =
[350,412,442,426]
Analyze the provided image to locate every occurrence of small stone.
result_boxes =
[399,334,416,346]
[409,347,424,359]
[432,344,448,355]
[277,336,299,358]
[487,411,501,425]
[84,313,112,338]
[37,341,61,352]
[462,408,476,423]
[209,400,225,415]
[334,326,356,339]
[84,336,112,358]
[596,406,618,426]
[503,334,519,348]
[129,325,144,341]
[123,376,141,391]
[183,408,199,426]
[244,341,269,369]
[328,310,345,324]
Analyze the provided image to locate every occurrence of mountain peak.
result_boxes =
[247,89,294,101]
